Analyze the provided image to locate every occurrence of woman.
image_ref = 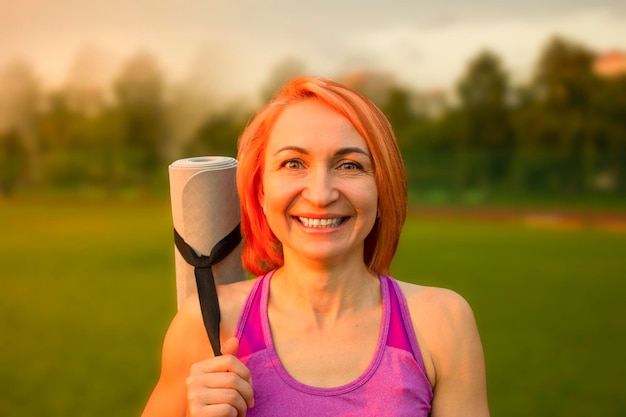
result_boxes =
[142,77,489,417]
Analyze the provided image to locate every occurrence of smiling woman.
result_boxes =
[141,76,490,417]
[259,100,379,270]
[237,78,408,277]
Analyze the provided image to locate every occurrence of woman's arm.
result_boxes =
[141,298,203,417]
[186,337,254,417]
[429,290,489,417]
[405,285,490,417]
[141,291,254,417]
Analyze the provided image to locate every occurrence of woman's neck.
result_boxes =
[270,259,380,325]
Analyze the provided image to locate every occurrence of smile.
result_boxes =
[297,217,346,228]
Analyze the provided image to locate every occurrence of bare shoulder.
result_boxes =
[141,278,259,417]
[395,280,489,416]
[394,281,484,388]
[146,278,258,395]
[164,277,259,362]
[217,277,259,337]
[162,294,208,362]
[395,280,476,327]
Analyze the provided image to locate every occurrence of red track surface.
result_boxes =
[410,206,626,233]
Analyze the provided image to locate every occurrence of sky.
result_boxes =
[2,0,626,100]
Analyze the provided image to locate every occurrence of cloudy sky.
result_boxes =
[2,0,626,99]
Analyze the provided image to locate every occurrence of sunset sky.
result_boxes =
[2,0,626,99]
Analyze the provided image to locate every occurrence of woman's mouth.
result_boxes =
[297,216,347,228]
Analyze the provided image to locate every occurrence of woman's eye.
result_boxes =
[282,160,303,170]
[339,161,362,171]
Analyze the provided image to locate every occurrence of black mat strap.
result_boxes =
[174,224,241,356]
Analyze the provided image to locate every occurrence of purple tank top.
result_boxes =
[235,272,433,416]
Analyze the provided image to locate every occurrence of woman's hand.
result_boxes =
[186,337,255,417]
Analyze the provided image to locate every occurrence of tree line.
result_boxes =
[0,35,625,205]
[395,36,626,205]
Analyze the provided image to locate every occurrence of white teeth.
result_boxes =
[298,217,344,228]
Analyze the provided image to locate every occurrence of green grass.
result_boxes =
[1,198,625,416]
[0,198,176,417]
[393,217,626,417]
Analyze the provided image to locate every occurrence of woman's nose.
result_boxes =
[302,167,339,206]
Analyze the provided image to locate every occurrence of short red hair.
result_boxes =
[237,77,407,276]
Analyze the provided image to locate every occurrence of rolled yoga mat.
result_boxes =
[169,156,246,310]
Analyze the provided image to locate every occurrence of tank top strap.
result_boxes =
[235,271,273,359]
[237,273,427,378]
[383,276,428,375]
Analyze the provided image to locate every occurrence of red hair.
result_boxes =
[236,76,407,276]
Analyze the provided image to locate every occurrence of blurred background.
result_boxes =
[1,1,625,416]
[1,0,626,204]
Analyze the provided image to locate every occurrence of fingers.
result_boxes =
[186,338,254,417]
[187,404,239,417]
[187,388,247,417]
[190,351,252,385]
[221,337,239,357]
[188,368,254,404]
[187,370,254,416]
[193,404,238,417]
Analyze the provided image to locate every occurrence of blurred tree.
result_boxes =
[186,106,248,158]
[34,46,127,191]
[259,56,307,103]
[523,36,596,194]
[35,74,128,193]
[404,116,458,204]
[381,87,419,145]
[166,40,256,163]
[590,73,626,192]
[113,51,168,187]
[380,85,431,192]
[36,92,80,186]
[0,59,40,185]
[340,71,396,109]
[0,130,29,195]
[63,44,117,117]
[165,83,214,162]
[456,50,515,196]
[533,36,595,111]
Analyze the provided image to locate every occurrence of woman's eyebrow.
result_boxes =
[335,147,371,158]
[273,146,308,156]
[273,146,370,157]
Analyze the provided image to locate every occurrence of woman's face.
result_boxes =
[261,99,378,266]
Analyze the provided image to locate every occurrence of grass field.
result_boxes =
[1,198,625,417]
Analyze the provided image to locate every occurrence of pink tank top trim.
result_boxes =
[235,272,433,416]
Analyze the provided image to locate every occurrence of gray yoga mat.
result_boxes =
[169,156,246,309]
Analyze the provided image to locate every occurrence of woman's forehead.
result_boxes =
[266,100,368,153]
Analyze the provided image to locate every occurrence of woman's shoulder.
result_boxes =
[393,279,483,385]
[165,277,260,359]
[393,279,474,319]
[217,277,260,335]
[393,279,478,345]
[177,277,259,320]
